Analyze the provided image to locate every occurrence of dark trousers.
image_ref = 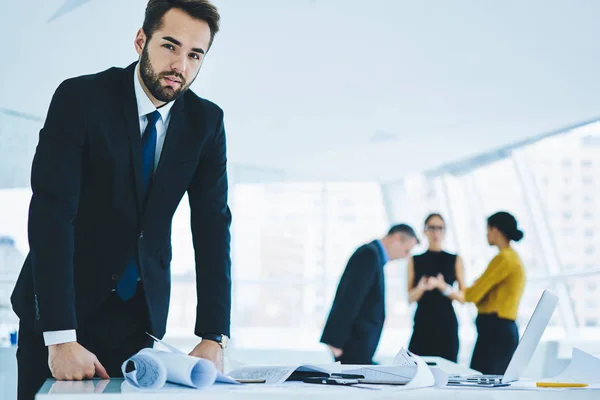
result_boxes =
[470,313,519,375]
[17,285,153,400]
[335,339,378,365]
[408,315,459,363]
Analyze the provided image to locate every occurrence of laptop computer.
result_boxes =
[448,289,559,386]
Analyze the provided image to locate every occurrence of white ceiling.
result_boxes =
[2,0,600,182]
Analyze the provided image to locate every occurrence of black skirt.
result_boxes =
[470,313,519,375]
[408,315,459,362]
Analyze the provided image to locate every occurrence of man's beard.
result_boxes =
[139,45,189,103]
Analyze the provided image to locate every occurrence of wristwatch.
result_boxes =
[200,333,229,349]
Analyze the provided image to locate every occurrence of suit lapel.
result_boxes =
[120,63,144,216]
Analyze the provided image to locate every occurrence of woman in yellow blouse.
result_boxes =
[433,211,525,375]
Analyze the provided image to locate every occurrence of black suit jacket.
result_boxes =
[11,62,232,339]
[320,241,385,364]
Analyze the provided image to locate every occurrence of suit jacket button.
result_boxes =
[112,274,120,281]
[139,231,144,239]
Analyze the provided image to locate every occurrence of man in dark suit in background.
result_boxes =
[11,1,231,399]
[321,224,419,364]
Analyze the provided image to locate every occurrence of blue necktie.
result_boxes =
[116,110,161,301]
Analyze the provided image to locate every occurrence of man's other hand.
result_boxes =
[48,342,109,380]
[189,340,224,372]
[328,345,343,359]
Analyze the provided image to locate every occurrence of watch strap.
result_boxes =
[200,333,228,348]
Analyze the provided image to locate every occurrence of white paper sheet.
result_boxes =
[542,348,600,384]
[430,366,449,387]
[394,347,419,367]
[404,350,435,388]
[227,363,341,384]
[342,351,439,392]
[226,366,298,384]
[122,348,239,390]
[339,348,418,384]
[144,333,239,385]
[122,349,167,390]
[336,348,434,390]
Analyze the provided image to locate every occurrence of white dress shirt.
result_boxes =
[43,64,174,346]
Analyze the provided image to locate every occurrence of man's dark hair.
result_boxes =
[388,224,420,244]
[143,0,220,48]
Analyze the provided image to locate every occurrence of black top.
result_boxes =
[413,250,457,323]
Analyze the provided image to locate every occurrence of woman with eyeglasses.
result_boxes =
[407,213,465,362]
[438,211,526,374]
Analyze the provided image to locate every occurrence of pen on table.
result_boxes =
[536,382,589,388]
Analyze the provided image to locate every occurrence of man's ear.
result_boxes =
[134,28,147,56]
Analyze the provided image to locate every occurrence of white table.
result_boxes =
[36,378,598,400]
[34,353,596,399]
[34,356,478,399]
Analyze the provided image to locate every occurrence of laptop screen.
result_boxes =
[502,290,559,382]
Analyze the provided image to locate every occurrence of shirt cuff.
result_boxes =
[43,330,77,346]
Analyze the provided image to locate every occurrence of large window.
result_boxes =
[382,121,600,342]
[166,117,600,357]
[0,188,30,344]
[167,182,388,349]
